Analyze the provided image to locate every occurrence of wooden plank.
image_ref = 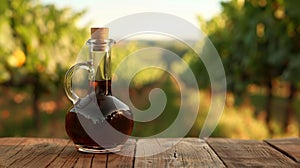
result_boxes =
[177,138,225,167]
[265,138,300,163]
[48,140,103,168]
[207,138,300,167]
[0,137,26,168]
[134,138,225,167]
[47,140,81,168]
[0,137,24,153]
[73,153,94,168]
[91,154,107,168]
[5,138,69,168]
[135,138,184,167]
[105,139,136,168]
[49,138,136,168]
[1,137,300,167]
[23,138,69,168]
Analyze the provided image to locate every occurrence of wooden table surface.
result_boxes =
[0,137,299,168]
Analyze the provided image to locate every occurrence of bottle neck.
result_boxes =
[92,50,111,81]
[88,39,114,95]
[90,80,112,96]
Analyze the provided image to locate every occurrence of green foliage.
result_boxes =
[0,0,88,91]
[201,0,300,134]
[112,40,193,88]
[0,0,89,129]
[1,0,299,138]
[203,0,300,94]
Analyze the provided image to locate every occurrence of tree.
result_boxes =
[202,0,300,134]
[0,0,88,128]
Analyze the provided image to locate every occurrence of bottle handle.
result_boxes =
[64,62,92,104]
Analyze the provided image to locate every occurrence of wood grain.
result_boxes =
[207,138,299,167]
[0,137,299,167]
[73,153,93,168]
[2,138,69,168]
[105,139,136,168]
[0,137,26,168]
[91,154,107,168]
[135,138,225,167]
[265,138,300,163]
[47,140,80,168]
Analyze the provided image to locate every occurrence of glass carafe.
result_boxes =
[64,28,134,153]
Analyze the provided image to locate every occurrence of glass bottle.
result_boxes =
[64,28,134,153]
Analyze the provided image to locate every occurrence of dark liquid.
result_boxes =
[65,80,134,149]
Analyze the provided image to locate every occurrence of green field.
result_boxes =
[0,80,298,139]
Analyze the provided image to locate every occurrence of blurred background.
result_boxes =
[0,0,299,139]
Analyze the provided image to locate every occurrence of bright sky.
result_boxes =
[41,0,224,28]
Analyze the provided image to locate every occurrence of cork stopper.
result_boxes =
[91,27,109,40]
[91,27,109,51]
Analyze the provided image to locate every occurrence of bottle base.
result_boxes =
[75,144,123,153]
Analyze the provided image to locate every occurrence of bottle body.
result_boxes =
[64,28,134,153]
[65,81,134,153]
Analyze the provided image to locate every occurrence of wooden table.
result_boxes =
[0,137,299,167]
